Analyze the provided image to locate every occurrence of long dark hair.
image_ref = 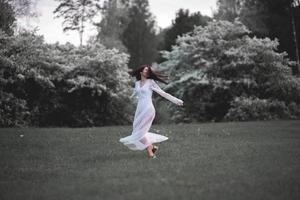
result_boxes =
[130,64,168,84]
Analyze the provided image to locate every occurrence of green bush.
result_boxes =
[0,91,29,127]
[0,30,133,127]
[158,20,300,122]
[224,97,294,121]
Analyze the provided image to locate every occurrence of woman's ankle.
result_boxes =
[146,145,154,156]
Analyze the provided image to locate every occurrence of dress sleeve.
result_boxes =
[150,79,183,105]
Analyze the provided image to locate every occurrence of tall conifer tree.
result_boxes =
[121,0,158,69]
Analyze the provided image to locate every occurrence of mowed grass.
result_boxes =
[0,120,300,200]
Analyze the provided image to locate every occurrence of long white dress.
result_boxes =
[119,79,183,150]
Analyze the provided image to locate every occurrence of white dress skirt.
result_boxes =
[119,79,183,150]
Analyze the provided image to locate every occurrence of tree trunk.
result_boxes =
[79,31,83,47]
[79,4,86,47]
[291,2,300,74]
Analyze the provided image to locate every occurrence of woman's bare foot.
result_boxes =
[147,145,155,158]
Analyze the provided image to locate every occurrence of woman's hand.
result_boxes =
[176,99,184,106]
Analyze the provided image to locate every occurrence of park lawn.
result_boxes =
[0,120,300,200]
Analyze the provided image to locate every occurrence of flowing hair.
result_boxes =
[129,64,168,84]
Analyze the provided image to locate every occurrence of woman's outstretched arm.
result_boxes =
[130,82,138,99]
[130,90,137,99]
[150,80,183,106]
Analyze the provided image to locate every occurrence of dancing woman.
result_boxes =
[119,65,184,158]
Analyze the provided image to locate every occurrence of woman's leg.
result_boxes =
[136,111,156,156]
[146,144,154,156]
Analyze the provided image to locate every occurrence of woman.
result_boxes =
[119,65,184,158]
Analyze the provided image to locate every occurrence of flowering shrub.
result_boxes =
[158,20,300,122]
[0,30,133,127]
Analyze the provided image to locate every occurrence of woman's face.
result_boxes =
[141,67,149,78]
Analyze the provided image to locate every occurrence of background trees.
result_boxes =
[158,21,300,122]
[0,0,15,35]
[96,0,130,52]
[163,9,211,52]
[0,30,133,127]
[54,0,102,46]
[214,0,300,74]
[96,0,159,69]
[121,0,158,69]
[9,0,38,18]
[1,0,300,127]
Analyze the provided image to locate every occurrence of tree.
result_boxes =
[163,9,211,52]
[214,0,269,35]
[158,20,300,122]
[9,0,38,18]
[121,0,158,69]
[0,30,133,127]
[214,0,242,21]
[95,0,130,52]
[215,0,300,74]
[291,0,300,74]
[53,0,102,46]
[0,0,15,35]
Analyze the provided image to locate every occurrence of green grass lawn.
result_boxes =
[0,120,300,200]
